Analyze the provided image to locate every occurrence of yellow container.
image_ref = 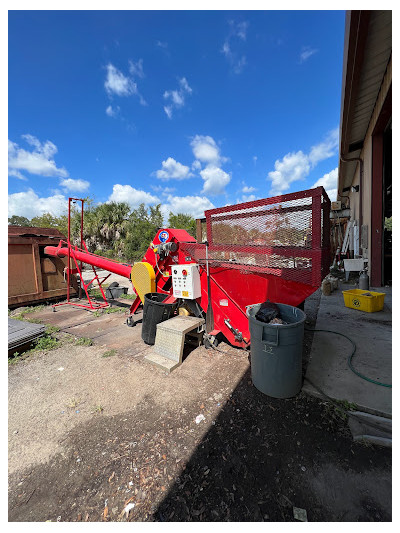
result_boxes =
[342,289,385,312]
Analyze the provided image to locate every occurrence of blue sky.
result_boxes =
[8,10,345,221]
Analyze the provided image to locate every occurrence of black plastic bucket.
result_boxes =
[247,303,306,398]
[141,293,178,345]
[106,286,128,299]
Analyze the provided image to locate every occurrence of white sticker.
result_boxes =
[219,299,229,306]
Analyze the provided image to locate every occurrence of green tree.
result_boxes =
[168,212,196,237]
[69,200,130,257]
[8,215,31,227]
[30,213,68,236]
[124,203,163,261]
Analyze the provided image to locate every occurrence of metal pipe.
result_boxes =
[45,245,133,279]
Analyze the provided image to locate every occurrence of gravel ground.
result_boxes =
[8,292,392,522]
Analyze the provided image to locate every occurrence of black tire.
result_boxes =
[204,337,212,349]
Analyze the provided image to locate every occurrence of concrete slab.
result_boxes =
[303,283,392,418]
[348,411,392,442]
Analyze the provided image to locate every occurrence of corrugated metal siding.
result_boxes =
[348,10,392,145]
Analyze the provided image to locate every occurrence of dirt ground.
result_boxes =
[8,293,392,522]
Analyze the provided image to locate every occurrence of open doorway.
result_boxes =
[383,120,392,285]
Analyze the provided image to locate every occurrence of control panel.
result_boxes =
[172,264,201,299]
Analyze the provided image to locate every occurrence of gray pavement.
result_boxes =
[303,283,392,418]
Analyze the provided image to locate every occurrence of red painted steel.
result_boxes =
[45,243,133,278]
[45,187,330,347]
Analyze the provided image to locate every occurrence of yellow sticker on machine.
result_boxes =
[182,291,189,297]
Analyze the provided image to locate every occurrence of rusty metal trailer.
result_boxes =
[8,226,78,308]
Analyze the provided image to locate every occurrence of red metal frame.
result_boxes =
[45,187,331,348]
[52,198,110,312]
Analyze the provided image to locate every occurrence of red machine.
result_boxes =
[45,187,331,349]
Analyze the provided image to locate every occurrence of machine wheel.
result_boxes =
[126,316,135,327]
[204,334,219,350]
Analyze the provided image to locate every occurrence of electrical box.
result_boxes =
[172,264,201,299]
[331,201,341,211]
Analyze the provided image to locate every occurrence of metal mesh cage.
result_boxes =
[181,187,331,287]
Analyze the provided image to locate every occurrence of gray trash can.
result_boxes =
[247,303,306,398]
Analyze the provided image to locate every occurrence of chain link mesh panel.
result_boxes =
[180,187,330,287]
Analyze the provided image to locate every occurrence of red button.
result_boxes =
[182,269,187,276]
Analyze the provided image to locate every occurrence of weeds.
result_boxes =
[66,397,81,409]
[11,305,46,321]
[45,325,60,335]
[102,349,117,358]
[8,353,21,365]
[74,337,93,346]
[321,399,357,425]
[120,293,135,300]
[93,307,125,317]
[33,334,60,352]
[92,404,104,414]
[103,307,125,314]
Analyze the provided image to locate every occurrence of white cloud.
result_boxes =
[234,21,249,41]
[242,185,256,193]
[129,59,145,79]
[253,156,257,164]
[60,178,90,192]
[266,128,339,195]
[268,151,310,195]
[300,46,318,63]
[200,165,231,196]
[8,136,68,178]
[308,128,339,167]
[108,184,159,209]
[8,169,27,181]
[190,135,231,195]
[106,105,120,117]
[237,194,258,203]
[190,135,222,166]
[156,40,168,49]
[8,189,67,219]
[163,77,192,118]
[151,185,176,196]
[221,42,231,57]
[164,106,172,119]
[233,56,247,74]
[312,167,338,201]
[104,63,137,97]
[155,157,192,180]
[179,77,192,94]
[161,194,215,221]
[221,20,249,74]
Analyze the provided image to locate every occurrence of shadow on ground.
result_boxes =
[8,290,392,522]
[153,367,392,522]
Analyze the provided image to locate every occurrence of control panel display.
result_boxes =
[172,264,201,299]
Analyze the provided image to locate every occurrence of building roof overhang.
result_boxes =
[338,10,392,196]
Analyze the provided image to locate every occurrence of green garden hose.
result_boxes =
[305,327,392,388]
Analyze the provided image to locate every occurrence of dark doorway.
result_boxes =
[383,121,392,285]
